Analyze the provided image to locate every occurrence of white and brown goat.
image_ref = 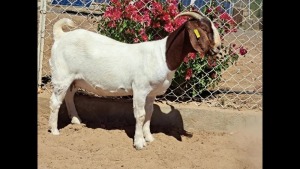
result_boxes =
[49,11,221,149]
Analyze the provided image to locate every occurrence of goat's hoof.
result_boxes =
[145,134,155,142]
[134,138,147,150]
[51,129,60,135]
[71,117,81,124]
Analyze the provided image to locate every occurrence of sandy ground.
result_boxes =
[38,92,262,169]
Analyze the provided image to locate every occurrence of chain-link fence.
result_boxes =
[38,0,262,110]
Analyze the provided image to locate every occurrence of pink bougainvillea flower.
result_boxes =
[104,7,122,21]
[206,8,212,13]
[141,0,151,3]
[164,22,174,32]
[151,2,163,15]
[161,13,171,21]
[113,10,122,20]
[142,11,152,26]
[125,5,138,18]
[134,1,145,10]
[167,0,178,5]
[174,16,187,29]
[168,3,178,17]
[139,29,148,41]
[188,52,197,60]
[141,34,148,41]
[183,56,189,63]
[107,21,116,28]
[132,13,143,22]
[139,29,146,35]
[111,0,121,7]
[184,52,197,63]
[239,46,248,55]
[103,6,113,17]
[215,6,225,13]
[219,12,235,25]
[134,38,140,43]
[152,21,161,28]
[219,12,230,20]
[185,68,193,80]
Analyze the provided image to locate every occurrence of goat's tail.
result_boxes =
[53,18,76,41]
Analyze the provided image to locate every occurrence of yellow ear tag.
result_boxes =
[194,29,201,38]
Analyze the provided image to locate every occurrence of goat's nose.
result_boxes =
[208,48,219,55]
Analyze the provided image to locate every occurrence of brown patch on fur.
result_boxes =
[166,23,195,71]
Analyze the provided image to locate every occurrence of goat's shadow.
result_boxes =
[58,94,193,141]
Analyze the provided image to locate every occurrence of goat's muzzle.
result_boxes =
[208,48,220,56]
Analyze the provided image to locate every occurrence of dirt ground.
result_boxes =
[38,92,262,169]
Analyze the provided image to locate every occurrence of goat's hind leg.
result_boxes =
[49,85,69,135]
[65,83,81,124]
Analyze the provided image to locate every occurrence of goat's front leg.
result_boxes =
[132,90,149,150]
[143,96,155,142]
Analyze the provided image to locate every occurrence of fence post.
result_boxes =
[38,0,47,86]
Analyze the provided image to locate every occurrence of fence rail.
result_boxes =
[38,0,262,110]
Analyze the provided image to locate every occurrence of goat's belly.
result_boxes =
[73,79,133,96]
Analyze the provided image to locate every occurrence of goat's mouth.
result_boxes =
[207,48,219,56]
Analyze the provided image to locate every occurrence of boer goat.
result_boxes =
[49,11,221,149]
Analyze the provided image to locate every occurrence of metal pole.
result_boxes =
[38,0,47,86]
[248,0,251,19]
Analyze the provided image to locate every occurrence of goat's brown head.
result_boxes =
[175,11,221,56]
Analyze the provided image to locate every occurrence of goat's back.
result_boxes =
[50,29,170,92]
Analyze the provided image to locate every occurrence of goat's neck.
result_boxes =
[166,23,196,71]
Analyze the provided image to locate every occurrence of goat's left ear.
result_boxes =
[186,21,212,54]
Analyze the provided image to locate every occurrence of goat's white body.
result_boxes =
[51,29,175,97]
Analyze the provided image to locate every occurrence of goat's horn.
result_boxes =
[174,11,205,20]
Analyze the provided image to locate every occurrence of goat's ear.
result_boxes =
[186,21,212,54]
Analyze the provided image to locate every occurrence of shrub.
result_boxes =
[98,0,188,43]
[97,0,247,99]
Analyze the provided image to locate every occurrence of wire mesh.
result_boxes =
[37,0,262,110]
